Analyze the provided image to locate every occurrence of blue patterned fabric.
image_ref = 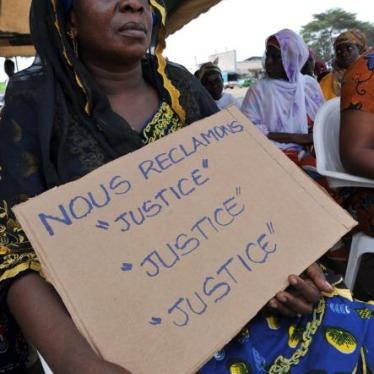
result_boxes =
[200,291,374,373]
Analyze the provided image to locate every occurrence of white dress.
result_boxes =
[216,92,241,110]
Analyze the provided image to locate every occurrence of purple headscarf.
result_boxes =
[270,28,309,83]
[241,29,325,151]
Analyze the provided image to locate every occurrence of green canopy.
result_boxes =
[0,0,221,57]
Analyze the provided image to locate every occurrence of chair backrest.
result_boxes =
[314,97,342,175]
[313,98,374,188]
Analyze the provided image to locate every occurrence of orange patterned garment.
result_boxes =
[341,48,374,113]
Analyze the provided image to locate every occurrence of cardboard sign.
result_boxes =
[14,107,355,374]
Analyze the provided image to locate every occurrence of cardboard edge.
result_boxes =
[225,106,357,232]
[11,107,356,233]
[11,108,358,373]
[191,230,349,373]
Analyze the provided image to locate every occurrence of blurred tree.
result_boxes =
[301,8,374,64]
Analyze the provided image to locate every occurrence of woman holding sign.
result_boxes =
[0,0,373,373]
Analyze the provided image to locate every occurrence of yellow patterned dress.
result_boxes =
[140,101,184,144]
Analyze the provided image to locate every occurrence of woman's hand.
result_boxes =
[267,263,333,317]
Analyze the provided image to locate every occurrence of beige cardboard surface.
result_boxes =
[14,107,356,374]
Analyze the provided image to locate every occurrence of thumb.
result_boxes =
[306,263,333,292]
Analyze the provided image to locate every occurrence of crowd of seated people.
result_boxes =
[197,28,373,302]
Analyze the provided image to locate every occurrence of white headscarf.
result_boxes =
[241,29,325,150]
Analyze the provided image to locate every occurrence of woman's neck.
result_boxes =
[82,57,160,133]
[83,59,147,96]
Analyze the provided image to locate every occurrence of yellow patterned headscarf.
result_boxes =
[334,30,368,53]
[148,0,186,122]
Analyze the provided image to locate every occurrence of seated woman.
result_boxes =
[241,29,325,174]
[195,62,241,110]
[0,2,372,373]
[320,30,367,100]
[339,48,374,301]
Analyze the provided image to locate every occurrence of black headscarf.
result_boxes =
[0,0,218,198]
[195,62,223,82]
[0,2,217,363]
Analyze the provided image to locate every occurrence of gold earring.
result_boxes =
[67,30,79,57]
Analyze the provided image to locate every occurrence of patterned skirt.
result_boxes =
[200,283,374,373]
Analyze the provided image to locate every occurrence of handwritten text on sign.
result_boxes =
[38,120,243,237]
[33,119,278,328]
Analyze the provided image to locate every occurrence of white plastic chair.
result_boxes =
[313,97,374,189]
[313,98,374,290]
[344,232,374,290]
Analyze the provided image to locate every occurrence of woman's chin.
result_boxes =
[112,48,149,64]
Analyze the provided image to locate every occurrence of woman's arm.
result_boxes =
[0,96,128,372]
[268,132,313,145]
[7,273,129,373]
[340,109,374,179]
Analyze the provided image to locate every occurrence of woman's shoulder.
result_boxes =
[143,56,203,94]
[0,61,47,144]
[166,60,191,76]
[4,59,47,107]
[254,77,279,92]
[165,61,205,90]
[244,78,272,98]
[251,77,270,88]
[166,60,219,119]
[143,56,218,121]
[303,74,323,90]
[7,59,45,87]
[343,48,374,81]
[303,74,318,84]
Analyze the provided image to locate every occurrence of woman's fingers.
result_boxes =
[267,263,333,317]
[304,263,333,293]
[288,275,320,304]
[276,291,314,315]
[268,298,297,317]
